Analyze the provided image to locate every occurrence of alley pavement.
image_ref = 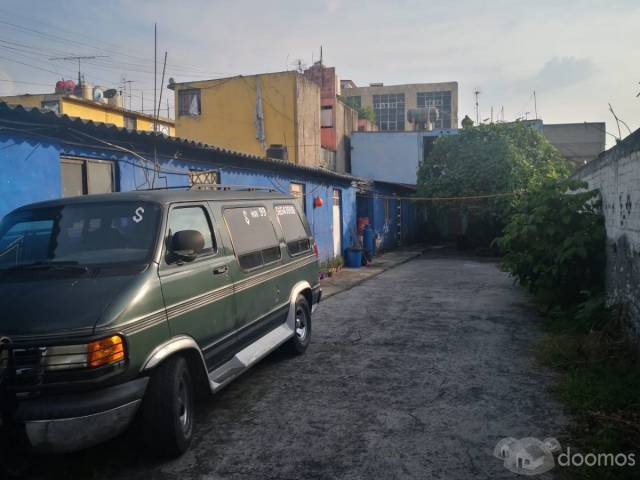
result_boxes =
[28,253,567,480]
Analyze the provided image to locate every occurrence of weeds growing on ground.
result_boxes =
[535,301,640,480]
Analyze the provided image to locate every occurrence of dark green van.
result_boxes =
[0,189,321,457]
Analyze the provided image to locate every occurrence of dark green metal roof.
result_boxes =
[0,102,359,183]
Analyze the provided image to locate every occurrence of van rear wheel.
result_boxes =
[141,355,194,458]
[285,295,312,355]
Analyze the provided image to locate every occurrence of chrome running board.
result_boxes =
[207,323,294,392]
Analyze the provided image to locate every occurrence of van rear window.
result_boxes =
[275,204,311,256]
[223,207,281,270]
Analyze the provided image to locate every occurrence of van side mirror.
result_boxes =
[170,230,204,261]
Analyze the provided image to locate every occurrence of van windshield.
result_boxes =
[0,202,161,270]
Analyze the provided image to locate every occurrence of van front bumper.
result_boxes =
[12,377,148,453]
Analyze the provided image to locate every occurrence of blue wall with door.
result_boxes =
[356,182,420,253]
[0,130,356,263]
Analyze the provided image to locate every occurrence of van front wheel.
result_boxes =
[141,355,194,457]
[285,295,312,355]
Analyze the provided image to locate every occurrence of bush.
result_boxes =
[494,178,606,307]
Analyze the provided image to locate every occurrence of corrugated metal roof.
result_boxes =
[0,102,359,183]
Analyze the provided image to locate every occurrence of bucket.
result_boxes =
[345,248,363,268]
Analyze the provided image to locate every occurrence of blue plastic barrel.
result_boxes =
[345,248,363,268]
[363,225,375,256]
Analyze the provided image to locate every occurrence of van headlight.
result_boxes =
[44,335,126,371]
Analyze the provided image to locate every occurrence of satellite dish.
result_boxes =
[103,88,118,99]
[93,88,104,101]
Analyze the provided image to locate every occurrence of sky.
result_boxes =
[0,0,639,147]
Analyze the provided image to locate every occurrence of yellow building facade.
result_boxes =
[0,94,174,135]
[170,71,322,167]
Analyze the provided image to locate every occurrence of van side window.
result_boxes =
[167,206,216,260]
[224,206,281,270]
[275,204,311,256]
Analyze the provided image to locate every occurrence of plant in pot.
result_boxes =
[334,255,344,272]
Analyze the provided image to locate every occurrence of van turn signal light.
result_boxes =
[87,335,125,368]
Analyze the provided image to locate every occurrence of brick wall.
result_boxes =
[574,131,640,336]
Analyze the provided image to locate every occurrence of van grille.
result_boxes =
[2,346,47,394]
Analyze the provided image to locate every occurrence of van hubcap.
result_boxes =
[177,373,191,432]
[295,307,307,341]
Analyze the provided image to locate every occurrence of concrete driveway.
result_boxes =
[29,254,566,479]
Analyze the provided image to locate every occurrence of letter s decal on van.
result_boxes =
[133,207,145,223]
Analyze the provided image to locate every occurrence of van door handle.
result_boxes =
[213,265,228,275]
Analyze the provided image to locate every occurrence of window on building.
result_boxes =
[167,206,216,259]
[189,170,219,190]
[41,100,60,114]
[321,148,336,170]
[346,96,361,109]
[124,115,137,131]
[289,182,305,213]
[178,89,201,116]
[60,157,114,197]
[275,204,311,256]
[373,93,405,131]
[321,106,333,128]
[224,206,281,270]
[417,91,452,129]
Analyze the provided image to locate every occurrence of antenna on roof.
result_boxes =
[49,55,109,84]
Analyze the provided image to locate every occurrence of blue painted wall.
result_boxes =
[220,169,356,262]
[356,182,421,253]
[351,129,458,185]
[0,131,355,263]
[0,134,62,219]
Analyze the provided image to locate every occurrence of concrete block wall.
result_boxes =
[574,131,640,336]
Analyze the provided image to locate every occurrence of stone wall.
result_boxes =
[574,130,640,335]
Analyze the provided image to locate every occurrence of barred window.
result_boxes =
[189,170,219,190]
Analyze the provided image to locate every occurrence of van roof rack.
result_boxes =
[136,184,279,193]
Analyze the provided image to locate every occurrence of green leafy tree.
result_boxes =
[495,179,606,307]
[417,122,570,247]
[358,105,376,124]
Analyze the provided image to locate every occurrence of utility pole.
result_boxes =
[474,89,481,125]
[153,23,157,131]
[533,90,538,120]
[490,106,494,123]
[49,55,109,84]
[156,51,168,128]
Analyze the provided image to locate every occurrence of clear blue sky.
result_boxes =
[0,0,638,146]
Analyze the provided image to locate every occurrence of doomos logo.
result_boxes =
[494,437,560,475]
[494,436,637,475]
